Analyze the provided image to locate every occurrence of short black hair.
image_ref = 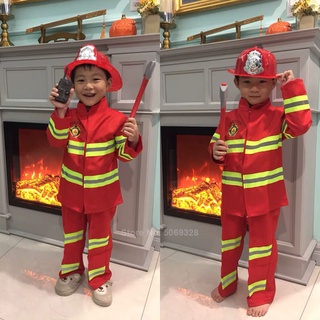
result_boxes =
[71,64,111,83]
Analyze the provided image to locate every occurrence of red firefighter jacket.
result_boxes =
[209,79,312,217]
[46,96,143,213]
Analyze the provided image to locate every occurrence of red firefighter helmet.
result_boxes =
[65,44,123,91]
[228,46,277,79]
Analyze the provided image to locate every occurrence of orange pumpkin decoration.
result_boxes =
[266,18,291,35]
[109,14,137,37]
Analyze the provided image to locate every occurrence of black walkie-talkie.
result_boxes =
[55,68,73,104]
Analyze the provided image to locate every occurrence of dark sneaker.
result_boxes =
[55,273,85,296]
[92,281,112,307]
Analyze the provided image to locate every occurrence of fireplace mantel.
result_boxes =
[160,28,320,63]
[0,34,160,271]
[160,29,319,284]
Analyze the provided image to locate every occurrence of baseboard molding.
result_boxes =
[153,229,160,252]
[0,213,11,233]
[311,242,320,265]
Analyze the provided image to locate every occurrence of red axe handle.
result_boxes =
[130,60,156,118]
[219,82,228,141]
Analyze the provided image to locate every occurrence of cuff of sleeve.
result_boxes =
[127,135,143,156]
[52,108,71,126]
[214,159,225,166]
[281,78,305,99]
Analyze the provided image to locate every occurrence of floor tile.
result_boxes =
[2,234,319,320]
[0,235,159,320]
[0,232,22,257]
[160,248,319,320]
[262,264,319,320]
[160,247,176,262]
[300,266,320,320]
[142,254,160,320]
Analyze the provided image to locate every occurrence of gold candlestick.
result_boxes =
[160,21,176,49]
[0,13,14,46]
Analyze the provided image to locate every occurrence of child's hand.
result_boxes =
[276,70,294,86]
[212,139,228,161]
[123,118,139,149]
[49,84,74,118]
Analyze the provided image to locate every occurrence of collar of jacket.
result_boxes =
[238,97,271,111]
[76,96,109,117]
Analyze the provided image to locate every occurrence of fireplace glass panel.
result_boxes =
[4,122,63,215]
[161,126,222,225]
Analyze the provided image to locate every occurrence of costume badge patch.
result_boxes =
[77,45,97,61]
[70,124,81,138]
[228,123,238,137]
[244,50,264,75]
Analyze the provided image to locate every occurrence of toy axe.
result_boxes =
[130,60,156,118]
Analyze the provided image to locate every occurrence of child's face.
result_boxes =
[73,65,112,107]
[234,76,276,106]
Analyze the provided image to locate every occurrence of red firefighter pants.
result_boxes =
[59,206,116,290]
[218,208,280,307]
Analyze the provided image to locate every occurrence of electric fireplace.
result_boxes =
[4,121,64,215]
[161,126,222,225]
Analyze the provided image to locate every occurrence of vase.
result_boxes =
[141,14,160,34]
[298,15,317,30]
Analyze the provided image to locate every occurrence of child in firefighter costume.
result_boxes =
[46,44,142,307]
[209,46,312,317]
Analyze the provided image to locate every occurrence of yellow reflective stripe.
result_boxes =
[88,236,110,250]
[210,132,220,143]
[222,168,284,188]
[118,144,133,160]
[243,167,283,188]
[284,95,310,114]
[61,165,119,188]
[67,140,117,157]
[222,171,243,187]
[67,140,85,156]
[226,139,244,153]
[221,270,237,290]
[61,164,83,186]
[249,244,272,260]
[284,133,294,139]
[48,117,69,140]
[88,266,105,281]
[248,280,266,297]
[86,141,115,157]
[83,168,119,188]
[245,135,282,154]
[61,263,80,275]
[115,135,134,160]
[286,104,310,114]
[64,230,84,245]
[282,121,294,139]
[221,236,242,252]
[115,135,126,148]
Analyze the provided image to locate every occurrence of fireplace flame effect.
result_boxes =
[171,169,222,217]
[15,160,61,207]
